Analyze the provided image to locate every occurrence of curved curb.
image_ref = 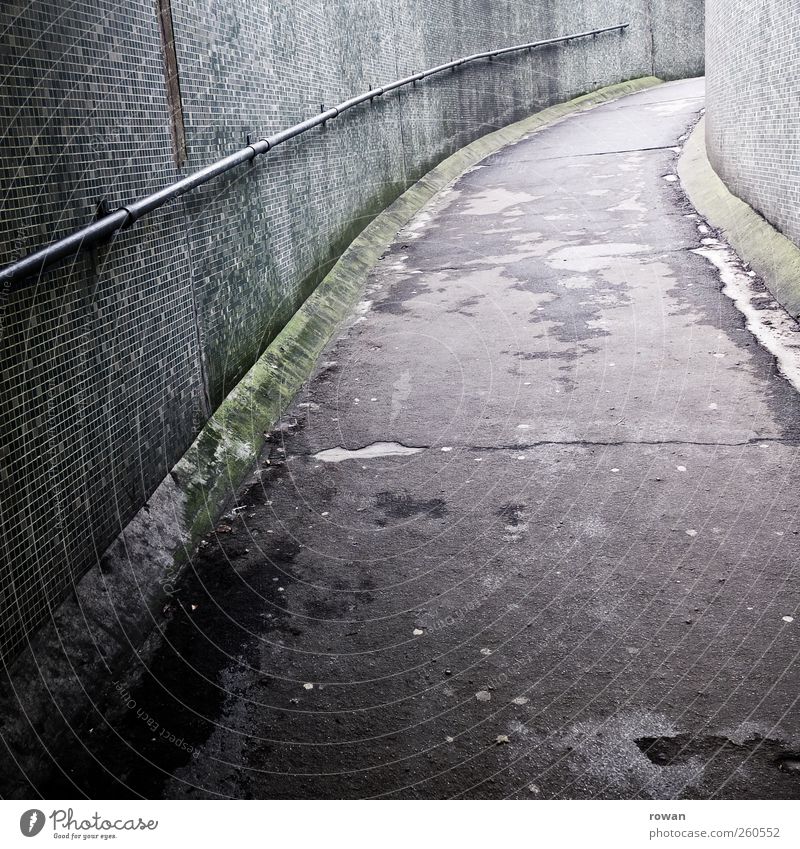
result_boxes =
[678,117,800,319]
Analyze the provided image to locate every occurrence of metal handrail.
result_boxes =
[0,23,628,291]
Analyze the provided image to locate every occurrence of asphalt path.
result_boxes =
[41,77,800,800]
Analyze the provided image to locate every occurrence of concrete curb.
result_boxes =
[679,117,800,319]
[0,75,663,797]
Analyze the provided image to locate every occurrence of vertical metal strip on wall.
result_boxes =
[157,0,187,168]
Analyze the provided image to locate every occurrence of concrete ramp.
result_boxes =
[42,78,800,800]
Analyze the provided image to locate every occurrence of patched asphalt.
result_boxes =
[41,78,800,799]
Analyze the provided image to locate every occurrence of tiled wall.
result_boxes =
[0,0,704,662]
[706,0,800,247]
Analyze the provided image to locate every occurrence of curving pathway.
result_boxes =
[46,77,800,800]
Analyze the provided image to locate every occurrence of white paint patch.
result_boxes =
[303,683,314,690]
[413,628,424,636]
[608,196,648,214]
[313,442,425,462]
[560,275,594,290]
[648,99,696,115]
[460,187,541,216]
[463,250,544,266]
[546,242,649,273]
[693,246,800,394]
[512,696,529,705]
[783,616,794,623]
[476,690,492,702]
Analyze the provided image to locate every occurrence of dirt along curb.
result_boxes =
[679,116,800,320]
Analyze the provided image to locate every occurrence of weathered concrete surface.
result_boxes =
[706,0,800,252]
[36,78,800,800]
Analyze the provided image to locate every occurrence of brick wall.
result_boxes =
[706,0,800,246]
[0,0,704,662]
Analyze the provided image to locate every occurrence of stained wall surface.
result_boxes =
[706,0,800,248]
[0,0,704,661]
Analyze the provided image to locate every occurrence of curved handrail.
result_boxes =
[0,23,628,291]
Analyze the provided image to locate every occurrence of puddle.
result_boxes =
[636,734,800,777]
[778,754,800,773]
[312,441,426,462]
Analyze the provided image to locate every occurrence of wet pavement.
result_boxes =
[41,78,800,799]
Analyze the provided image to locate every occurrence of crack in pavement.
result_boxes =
[297,436,799,460]
[495,145,682,165]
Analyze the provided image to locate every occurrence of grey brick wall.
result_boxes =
[706,0,800,247]
[0,0,703,662]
